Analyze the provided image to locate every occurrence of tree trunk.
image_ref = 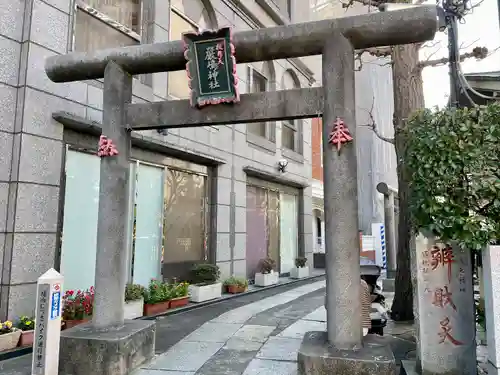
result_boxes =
[390,43,424,321]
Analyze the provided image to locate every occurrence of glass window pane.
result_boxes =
[279,193,298,274]
[168,10,197,99]
[249,70,268,138]
[74,9,138,52]
[84,0,141,32]
[246,186,268,278]
[60,150,100,292]
[132,164,164,287]
[282,125,295,150]
[162,169,207,265]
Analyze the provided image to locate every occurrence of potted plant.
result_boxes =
[188,264,222,303]
[223,276,248,294]
[16,316,35,347]
[124,284,145,320]
[290,257,310,279]
[143,279,171,316]
[169,282,190,309]
[0,321,21,352]
[255,257,279,287]
[62,287,94,329]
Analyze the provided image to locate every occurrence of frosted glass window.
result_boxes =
[60,150,100,292]
[132,163,164,287]
[279,193,298,274]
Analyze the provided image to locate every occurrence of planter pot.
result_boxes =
[226,285,247,294]
[18,330,34,347]
[290,266,310,279]
[0,330,21,352]
[255,271,279,287]
[64,319,90,330]
[143,300,170,316]
[170,296,189,309]
[189,282,222,303]
[125,298,144,320]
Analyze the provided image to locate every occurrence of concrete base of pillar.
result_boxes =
[59,320,156,375]
[400,360,417,375]
[297,331,396,375]
[383,278,395,292]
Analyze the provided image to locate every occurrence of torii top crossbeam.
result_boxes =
[45,6,438,83]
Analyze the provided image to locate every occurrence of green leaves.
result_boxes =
[403,103,500,250]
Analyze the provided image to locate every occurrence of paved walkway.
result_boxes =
[135,283,417,375]
[135,280,326,375]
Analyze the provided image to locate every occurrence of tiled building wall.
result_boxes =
[0,0,315,319]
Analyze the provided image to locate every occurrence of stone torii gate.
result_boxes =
[46,7,437,375]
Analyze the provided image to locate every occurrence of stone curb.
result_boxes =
[142,273,326,320]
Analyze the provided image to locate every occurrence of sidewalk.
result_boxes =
[135,283,418,375]
[1,276,326,375]
[135,280,327,375]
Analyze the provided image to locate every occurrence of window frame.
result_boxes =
[247,66,275,141]
[167,6,200,101]
[72,0,142,49]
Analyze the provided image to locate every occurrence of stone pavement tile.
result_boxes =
[276,319,326,339]
[233,325,276,343]
[146,341,224,372]
[196,348,258,375]
[242,359,297,375]
[212,309,255,324]
[182,322,243,343]
[256,336,303,361]
[134,371,195,375]
[211,281,326,324]
[224,338,264,351]
[301,306,326,322]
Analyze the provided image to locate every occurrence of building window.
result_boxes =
[281,70,302,153]
[247,64,276,142]
[249,69,268,138]
[168,3,211,99]
[168,10,198,99]
[73,0,141,53]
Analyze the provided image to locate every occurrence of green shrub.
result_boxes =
[223,276,248,288]
[295,257,308,268]
[143,279,171,304]
[258,257,276,274]
[125,283,146,302]
[190,264,220,285]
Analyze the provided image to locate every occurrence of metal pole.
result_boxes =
[322,34,362,350]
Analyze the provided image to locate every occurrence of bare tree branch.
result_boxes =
[359,98,395,144]
[354,47,393,71]
[418,46,492,68]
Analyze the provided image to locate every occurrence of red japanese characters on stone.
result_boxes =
[438,317,463,346]
[431,286,457,311]
[97,135,119,157]
[328,117,353,152]
[430,245,454,283]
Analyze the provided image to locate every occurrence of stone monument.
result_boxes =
[32,269,63,375]
[401,233,476,375]
[376,181,398,290]
[482,243,500,375]
[45,6,437,375]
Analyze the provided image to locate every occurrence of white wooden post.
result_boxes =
[32,268,64,375]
